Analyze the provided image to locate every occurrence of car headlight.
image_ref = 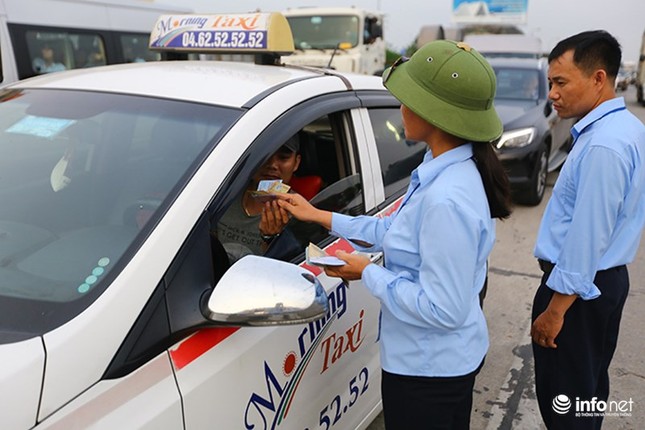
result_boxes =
[496,127,536,149]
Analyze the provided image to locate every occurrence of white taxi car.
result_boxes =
[0,13,428,430]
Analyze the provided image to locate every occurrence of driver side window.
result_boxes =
[210,110,366,275]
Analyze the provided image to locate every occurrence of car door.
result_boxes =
[170,92,384,430]
[354,93,427,212]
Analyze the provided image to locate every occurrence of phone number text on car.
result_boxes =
[317,367,370,430]
[180,30,267,49]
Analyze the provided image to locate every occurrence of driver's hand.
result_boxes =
[259,199,290,235]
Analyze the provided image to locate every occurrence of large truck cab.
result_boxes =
[281,6,386,75]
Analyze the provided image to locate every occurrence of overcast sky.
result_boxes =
[176,0,644,63]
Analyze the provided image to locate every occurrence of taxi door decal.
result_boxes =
[169,327,239,370]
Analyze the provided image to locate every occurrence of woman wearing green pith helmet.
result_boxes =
[277,40,511,429]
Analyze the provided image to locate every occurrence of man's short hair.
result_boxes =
[548,30,621,78]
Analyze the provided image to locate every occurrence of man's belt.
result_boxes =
[537,259,555,273]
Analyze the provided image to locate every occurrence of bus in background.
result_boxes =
[0,0,192,84]
[636,29,645,106]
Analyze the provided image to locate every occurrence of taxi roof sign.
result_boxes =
[149,12,295,55]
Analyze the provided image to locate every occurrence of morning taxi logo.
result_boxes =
[552,394,571,414]
[244,281,368,429]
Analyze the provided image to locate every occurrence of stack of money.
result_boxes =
[306,242,346,266]
[250,179,291,202]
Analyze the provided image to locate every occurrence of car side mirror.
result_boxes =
[203,255,328,326]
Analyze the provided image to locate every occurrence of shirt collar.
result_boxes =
[572,97,626,140]
[415,143,474,187]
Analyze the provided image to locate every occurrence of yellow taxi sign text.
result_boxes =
[149,12,294,55]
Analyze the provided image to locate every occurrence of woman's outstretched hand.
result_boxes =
[275,192,332,230]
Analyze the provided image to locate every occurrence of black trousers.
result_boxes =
[381,360,483,430]
[532,264,629,430]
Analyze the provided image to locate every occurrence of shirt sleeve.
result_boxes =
[547,146,631,300]
[361,201,481,330]
[330,212,392,252]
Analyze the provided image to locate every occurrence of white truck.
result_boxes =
[281,6,386,75]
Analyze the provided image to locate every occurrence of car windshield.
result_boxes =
[287,15,360,49]
[0,89,240,337]
[494,67,541,101]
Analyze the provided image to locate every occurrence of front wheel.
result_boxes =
[517,146,548,206]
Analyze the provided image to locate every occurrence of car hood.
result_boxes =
[0,337,45,429]
[494,101,540,125]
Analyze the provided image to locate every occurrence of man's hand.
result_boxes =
[259,200,289,236]
[531,291,577,349]
[531,308,564,348]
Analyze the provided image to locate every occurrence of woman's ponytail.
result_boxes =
[472,142,512,219]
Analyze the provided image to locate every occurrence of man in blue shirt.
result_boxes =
[32,45,66,74]
[532,30,645,430]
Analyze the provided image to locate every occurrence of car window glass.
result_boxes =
[287,15,360,49]
[213,112,365,267]
[26,30,106,74]
[119,34,161,63]
[494,68,541,100]
[367,107,426,199]
[0,88,240,311]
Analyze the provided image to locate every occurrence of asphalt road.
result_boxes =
[367,86,644,430]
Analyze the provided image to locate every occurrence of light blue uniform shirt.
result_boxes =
[534,97,645,300]
[331,144,494,377]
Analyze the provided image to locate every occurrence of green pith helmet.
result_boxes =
[383,40,503,142]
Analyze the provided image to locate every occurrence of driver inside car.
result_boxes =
[215,134,301,262]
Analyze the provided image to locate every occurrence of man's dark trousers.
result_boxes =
[532,264,629,430]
